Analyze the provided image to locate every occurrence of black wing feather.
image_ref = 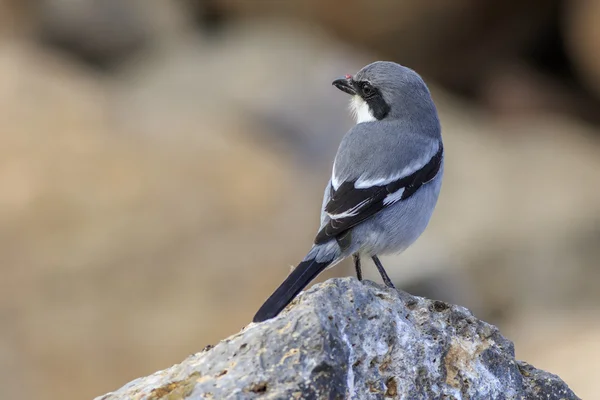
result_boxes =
[314,143,443,245]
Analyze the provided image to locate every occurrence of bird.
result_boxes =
[253,61,444,323]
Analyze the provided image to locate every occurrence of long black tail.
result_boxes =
[253,258,332,322]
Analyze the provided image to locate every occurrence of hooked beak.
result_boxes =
[332,76,356,95]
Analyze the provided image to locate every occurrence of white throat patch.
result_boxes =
[350,96,376,124]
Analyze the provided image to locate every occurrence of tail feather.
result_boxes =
[253,258,332,323]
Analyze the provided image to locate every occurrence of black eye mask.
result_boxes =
[355,81,390,120]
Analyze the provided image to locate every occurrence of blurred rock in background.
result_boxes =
[0,1,598,399]
[203,0,554,89]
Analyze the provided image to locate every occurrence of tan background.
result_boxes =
[0,1,599,399]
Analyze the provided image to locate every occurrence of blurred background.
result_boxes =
[1,0,599,399]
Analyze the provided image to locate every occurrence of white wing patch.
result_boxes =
[350,96,376,124]
[354,143,441,189]
[383,188,405,205]
[354,168,411,189]
[331,159,341,190]
[327,199,370,220]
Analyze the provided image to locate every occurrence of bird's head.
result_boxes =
[332,61,436,124]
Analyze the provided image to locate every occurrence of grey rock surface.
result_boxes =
[96,278,579,400]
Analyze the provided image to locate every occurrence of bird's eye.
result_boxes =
[361,83,375,98]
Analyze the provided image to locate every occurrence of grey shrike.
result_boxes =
[253,61,444,323]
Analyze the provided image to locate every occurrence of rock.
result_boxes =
[96,278,579,400]
[31,0,191,67]
[203,0,555,91]
[564,0,600,98]
[113,18,368,169]
[0,0,30,37]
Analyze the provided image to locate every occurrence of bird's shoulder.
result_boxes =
[333,121,441,184]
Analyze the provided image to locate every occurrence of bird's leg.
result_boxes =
[352,253,362,281]
[372,255,396,288]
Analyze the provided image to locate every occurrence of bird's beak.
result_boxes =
[332,76,356,95]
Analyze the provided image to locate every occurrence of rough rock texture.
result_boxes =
[96,278,579,400]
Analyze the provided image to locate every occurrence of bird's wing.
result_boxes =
[314,141,443,245]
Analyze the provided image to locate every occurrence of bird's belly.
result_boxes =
[353,173,443,257]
